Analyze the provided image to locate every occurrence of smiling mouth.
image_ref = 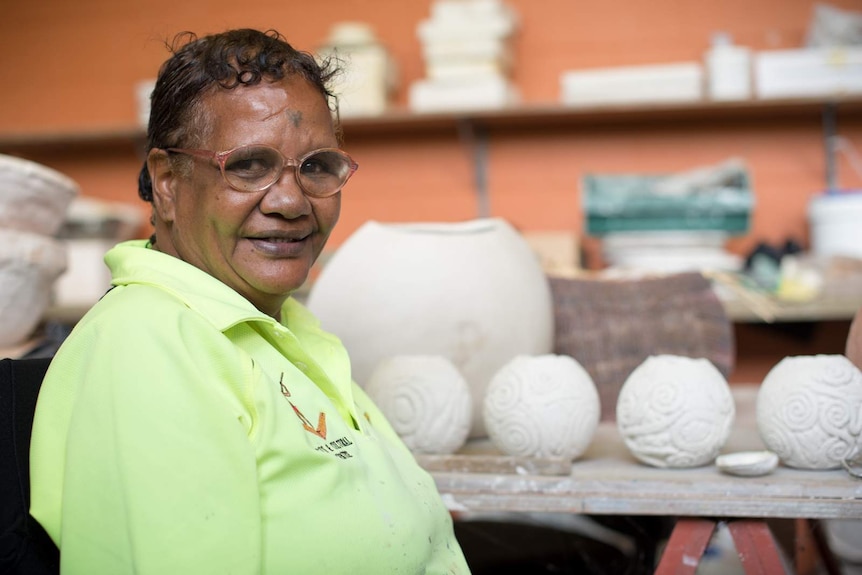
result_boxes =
[260,236,302,243]
[248,232,309,243]
[247,235,310,256]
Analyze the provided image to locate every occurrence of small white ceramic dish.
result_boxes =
[715,450,779,477]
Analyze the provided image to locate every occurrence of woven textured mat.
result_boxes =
[549,272,735,421]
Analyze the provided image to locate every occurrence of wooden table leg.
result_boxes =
[727,519,789,575]
[801,518,843,575]
[654,518,717,575]
[796,517,821,575]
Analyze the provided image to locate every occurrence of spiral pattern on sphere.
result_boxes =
[484,373,523,413]
[823,436,854,466]
[780,391,820,432]
[819,399,853,438]
[492,414,543,457]
[817,358,858,387]
[386,381,426,435]
[647,380,685,415]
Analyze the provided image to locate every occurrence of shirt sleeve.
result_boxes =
[30,303,263,575]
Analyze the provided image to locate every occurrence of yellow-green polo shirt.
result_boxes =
[29,240,469,574]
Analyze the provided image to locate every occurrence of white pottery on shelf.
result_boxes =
[364,355,472,455]
[715,450,779,477]
[307,218,555,438]
[616,355,735,468]
[0,229,67,348]
[483,354,600,460]
[756,354,862,470]
[0,153,79,236]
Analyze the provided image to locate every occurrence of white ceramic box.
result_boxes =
[754,47,862,99]
[560,62,704,106]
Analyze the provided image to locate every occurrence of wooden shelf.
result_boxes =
[721,293,862,323]
[2,95,861,151]
[344,95,862,135]
[0,126,146,152]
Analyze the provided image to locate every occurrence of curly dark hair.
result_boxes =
[137,28,341,203]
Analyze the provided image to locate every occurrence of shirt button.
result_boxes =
[295,361,308,372]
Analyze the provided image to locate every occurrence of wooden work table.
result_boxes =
[417,385,862,573]
[417,385,861,520]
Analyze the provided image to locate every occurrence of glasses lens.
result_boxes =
[298,150,354,197]
[223,146,282,192]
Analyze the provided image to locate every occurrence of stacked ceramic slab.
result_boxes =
[0,154,78,347]
[316,22,398,118]
[409,0,520,112]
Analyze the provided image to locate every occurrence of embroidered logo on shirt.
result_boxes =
[291,404,327,439]
[280,373,327,439]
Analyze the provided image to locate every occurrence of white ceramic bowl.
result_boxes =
[715,450,779,477]
[0,154,79,236]
[0,229,67,347]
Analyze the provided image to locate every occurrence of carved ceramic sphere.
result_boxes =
[757,354,862,470]
[616,355,735,468]
[364,355,472,455]
[483,354,600,460]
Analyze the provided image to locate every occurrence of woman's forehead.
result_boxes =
[197,78,335,147]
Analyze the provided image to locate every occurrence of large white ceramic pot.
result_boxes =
[0,229,67,347]
[307,218,555,437]
[757,355,862,470]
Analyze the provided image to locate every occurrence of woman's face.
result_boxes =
[150,75,342,318]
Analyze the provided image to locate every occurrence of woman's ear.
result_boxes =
[147,148,178,224]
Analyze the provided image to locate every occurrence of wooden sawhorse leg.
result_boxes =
[727,519,789,574]
[654,518,789,575]
[654,518,716,575]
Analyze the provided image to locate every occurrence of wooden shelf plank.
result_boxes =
[2,95,861,150]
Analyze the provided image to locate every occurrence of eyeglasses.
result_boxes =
[166,144,358,197]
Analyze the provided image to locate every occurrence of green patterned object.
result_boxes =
[583,172,754,236]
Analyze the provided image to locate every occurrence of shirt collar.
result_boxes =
[105,239,307,333]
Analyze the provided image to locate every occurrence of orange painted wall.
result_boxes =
[1,0,861,254]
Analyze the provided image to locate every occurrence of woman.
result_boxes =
[29,29,470,574]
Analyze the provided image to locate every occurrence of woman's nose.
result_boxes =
[259,167,311,218]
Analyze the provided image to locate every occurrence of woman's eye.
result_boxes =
[226,154,273,176]
[302,158,331,176]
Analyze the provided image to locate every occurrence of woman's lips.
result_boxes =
[246,235,309,257]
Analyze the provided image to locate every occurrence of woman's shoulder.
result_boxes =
[48,281,257,397]
[80,281,215,332]
[60,282,237,370]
